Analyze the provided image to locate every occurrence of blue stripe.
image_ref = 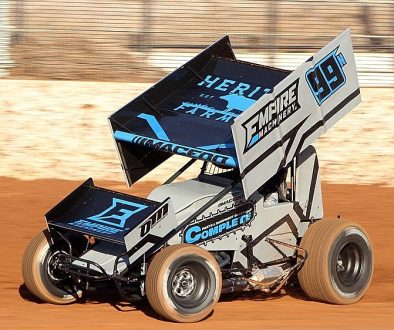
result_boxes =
[198,143,235,150]
[137,113,170,141]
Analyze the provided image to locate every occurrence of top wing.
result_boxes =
[231,29,360,199]
[109,36,289,185]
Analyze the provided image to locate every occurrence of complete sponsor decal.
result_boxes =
[242,78,301,153]
[306,47,347,106]
[183,202,255,245]
[174,75,271,123]
[68,198,148,235]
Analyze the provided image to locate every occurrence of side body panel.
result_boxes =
[77,162,322,274]
[123,198,177,262]
[149,177,308,269]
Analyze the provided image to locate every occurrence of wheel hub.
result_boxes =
[47,251,68,282]
[336,258,345,272]
[336,242,362,287]
[172,268,196,297]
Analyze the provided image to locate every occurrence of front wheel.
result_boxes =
[298,219,373,304]
[145,244,222,322]
[22,230,82,304]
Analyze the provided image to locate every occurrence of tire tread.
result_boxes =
[22,230,79,304]
[298,219,373,304]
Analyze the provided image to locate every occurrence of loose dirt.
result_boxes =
[0,178,393,329]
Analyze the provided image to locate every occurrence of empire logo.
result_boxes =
[242,79,300,153]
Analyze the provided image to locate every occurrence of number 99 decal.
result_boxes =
[306,48,347,105]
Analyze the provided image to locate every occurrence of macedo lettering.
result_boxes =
[131,135,235,167]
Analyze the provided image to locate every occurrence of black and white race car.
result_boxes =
[22,29,373,323]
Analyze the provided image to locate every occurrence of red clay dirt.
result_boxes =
[0,178,393,329]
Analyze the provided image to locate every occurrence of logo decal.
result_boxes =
[183,203,255,245]
[174,75,271,123]
[242,79,300,153]
[87,198,148,228]
[69,198,148,235]
[306,47,347,105]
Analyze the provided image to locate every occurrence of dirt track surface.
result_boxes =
[0,178,393,329]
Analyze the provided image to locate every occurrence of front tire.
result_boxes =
[298,219,373,304]
[22,230,82,304]
[145,244,222,322]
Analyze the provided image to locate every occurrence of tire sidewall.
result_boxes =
[30,232,81,303]
[148,245,221,322]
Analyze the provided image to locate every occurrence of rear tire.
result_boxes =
[145,244,222,322]
[298,219,373,304]
[22,230,82,304]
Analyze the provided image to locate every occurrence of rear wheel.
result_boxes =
[298,219,373,304]
[145,244,222,323]
[22,230,83,304]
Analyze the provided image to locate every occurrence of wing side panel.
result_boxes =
[232,29,360,198]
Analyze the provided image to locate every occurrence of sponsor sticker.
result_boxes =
[241,79,301,153]
[183,203,255,244]
[68,198,148,235]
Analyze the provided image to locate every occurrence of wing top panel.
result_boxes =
[109,36,289,183]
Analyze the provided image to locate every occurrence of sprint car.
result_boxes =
[22,29,373,322]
